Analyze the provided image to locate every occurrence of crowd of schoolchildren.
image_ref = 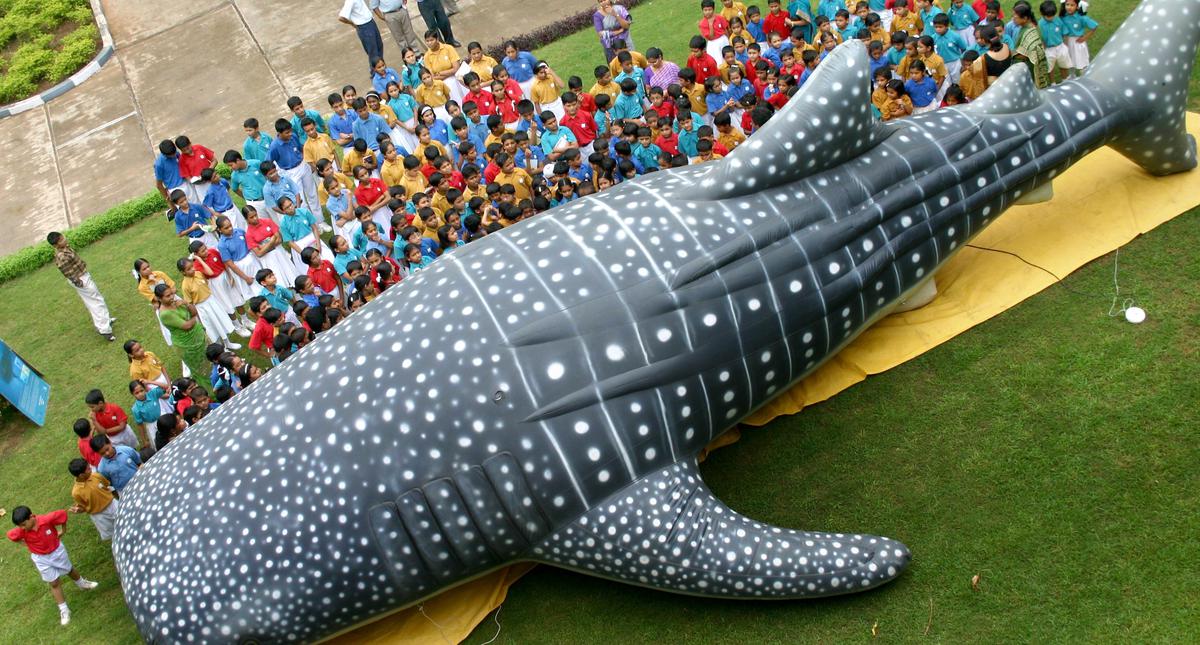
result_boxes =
[13,0,1101,627]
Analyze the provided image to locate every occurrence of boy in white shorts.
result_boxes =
[7,506,99,626]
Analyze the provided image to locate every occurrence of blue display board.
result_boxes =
[0,339,50,426]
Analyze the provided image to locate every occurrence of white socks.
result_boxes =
[75,578,98,590]
[59,602,70,625]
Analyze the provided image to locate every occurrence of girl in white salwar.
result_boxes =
[176,258,241,350]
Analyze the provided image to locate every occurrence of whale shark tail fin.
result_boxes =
[530,459,911,599]
[1088,0,1200,175]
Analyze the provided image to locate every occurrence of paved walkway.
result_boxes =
[0,0,599,257]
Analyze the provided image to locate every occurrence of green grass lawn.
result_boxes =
[0,0,1196,642]
[0,0,99,103]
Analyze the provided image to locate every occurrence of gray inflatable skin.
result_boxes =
[113,2,1198,641]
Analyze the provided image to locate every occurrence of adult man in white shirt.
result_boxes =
[339,0,385,71]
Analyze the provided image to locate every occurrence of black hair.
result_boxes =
[11,506,31,526]
[89,434,110,452]
[84,389,105,405]
[72,418,91,438]
[68,458,88,477]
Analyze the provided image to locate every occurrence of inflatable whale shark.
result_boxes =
[113,1,1199,641]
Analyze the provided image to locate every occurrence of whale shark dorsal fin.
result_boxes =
[696,40,883,199]
[530,459,912,597]
[960,62,1045,115]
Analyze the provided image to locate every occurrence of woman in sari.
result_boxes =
[593,0,633,63]
[971,26,1013,93]
[1011,4,1051,89]
[154,283,209,387]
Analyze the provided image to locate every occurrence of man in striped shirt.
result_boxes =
[48,232,115,341]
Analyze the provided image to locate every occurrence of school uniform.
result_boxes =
[174,204,217,247]
[530,77,566,121]
[947,3,979,44]
[307,260,341,295]
[177,144,216,204]
[260,285,295,318]
[203,177,244,228]
[243,133,273,164]
[325,189,355,240]
[72,472,120,540]
[131,387,166,441]
[890,11,922,37]
[181,274,236,343]
[269,136,320,215]
[387,94,421,154]
[328,110,359,152]
[154,152,187,203]
[906,75,939,112]
[192,247,238,314]
[1040,16,1071,71]
[217,229,263,304]
[502,51,539,97]
[918,5,945,36]
[7,510,75,582]
[336,247,367,278]
[280,209,335,274]
[930,30,969,82]
[289,110,327,146]
[262,175,301,218]
[352,112,394,151]
[612,93,644,121]
[231,160,269,221]
[539,127,577,161]
[699,15,731,62]
[246,218,300,287]
[1061,12,1098,70]
[354,177,393,237]
[97,444,141,492]
[303,133,341,173]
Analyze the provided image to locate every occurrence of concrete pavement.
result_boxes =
[0,0,600,256]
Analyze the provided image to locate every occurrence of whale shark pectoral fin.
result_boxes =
[1013,181,1054,205]
[960,62,1045,116]
[529,459,911,598]
[696,40,884,200]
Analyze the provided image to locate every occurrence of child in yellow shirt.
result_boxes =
[529,62,566,120]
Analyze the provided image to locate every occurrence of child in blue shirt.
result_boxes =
[675,112,700,158]
[1038,0,1071,83]
[1059,0,1098,76]
[930,15,970,83]
[128,380,168,441]
[947,0,980,44]
[200,168,241,226]
[905,61,939,112]
[370,56,403,95]
[745,5,767,44]
[632,127,662,172]
[612,79,645,121]
[593,93,614,137]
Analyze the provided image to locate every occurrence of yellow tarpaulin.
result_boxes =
[330,113,1200,644]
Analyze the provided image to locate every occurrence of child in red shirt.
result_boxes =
[686,35,720,86]
[647,86,677,123]
[72,419,101,466]
[762,0,791,40]
[654,127,681,156]
[7,506,98,626]
[301,247,343,299]
[84,389,142,449]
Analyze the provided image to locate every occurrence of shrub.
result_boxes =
[0,192,168,285]
[0,0,99,103]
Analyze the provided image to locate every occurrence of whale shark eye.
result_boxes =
[493,390,506,403]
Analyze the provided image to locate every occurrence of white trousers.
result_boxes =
[70,273,112,334]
